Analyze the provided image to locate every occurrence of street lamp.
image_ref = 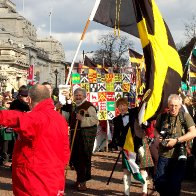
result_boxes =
[54,69,58,88]
[0,75,7,92]
[82,50,93,62]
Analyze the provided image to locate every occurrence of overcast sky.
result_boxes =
[11,0,196,62]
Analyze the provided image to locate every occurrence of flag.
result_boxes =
[189,47,196,85]
[123,127,144,184]
[83,55,97,73]
[182,45,196,86]
[133,0,183,123]
[84,55,97,68]
[183,46,196,86]
[92,0,139,37]
[91,0,183,123]
[97,64,108,73]
[129,48,146,97]
[129,48,143,68]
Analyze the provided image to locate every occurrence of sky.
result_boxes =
[11,0,196,63]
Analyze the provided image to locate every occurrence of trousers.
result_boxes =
[154,156,186,196]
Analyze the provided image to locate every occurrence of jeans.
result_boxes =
[154,156,186,196]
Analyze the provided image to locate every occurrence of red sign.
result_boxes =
[106,92,115,101]
[27,65,34,85]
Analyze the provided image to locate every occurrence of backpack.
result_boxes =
[178,112,193,156]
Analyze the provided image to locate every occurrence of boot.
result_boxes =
[123,174,131,196]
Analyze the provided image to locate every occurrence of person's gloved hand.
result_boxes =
[141,121,149,129]
[60,85,71,99]
[138,146,145,158]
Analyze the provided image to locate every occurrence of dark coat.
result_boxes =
[10,99,30,112]
[112,108,143,153]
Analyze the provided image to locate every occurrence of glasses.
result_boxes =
[169,104,179,108]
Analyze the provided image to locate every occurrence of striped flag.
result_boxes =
[129,48,146,96]
[182,44,196,86]
[129,48,144,68]
[91,0,183,123]
[123,128,144,184]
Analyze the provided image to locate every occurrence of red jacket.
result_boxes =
[0,98,70,196]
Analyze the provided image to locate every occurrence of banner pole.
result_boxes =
[65,0,101,85]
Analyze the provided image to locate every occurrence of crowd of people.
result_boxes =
[0,83,196,196]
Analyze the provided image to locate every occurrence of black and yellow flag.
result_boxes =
[92,0,183,122]
[129,48,144,68]
[132,0,183,122]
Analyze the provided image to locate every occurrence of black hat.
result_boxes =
[18,89,29,97]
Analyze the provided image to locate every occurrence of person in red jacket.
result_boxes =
[0,84,70,196]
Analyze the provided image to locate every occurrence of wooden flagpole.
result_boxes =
[65,0,101,85]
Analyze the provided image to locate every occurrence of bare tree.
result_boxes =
[178,15,196,66]
[93,33,134,67]
[184,15,196,41]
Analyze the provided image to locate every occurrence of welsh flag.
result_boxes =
[123,128,144,184]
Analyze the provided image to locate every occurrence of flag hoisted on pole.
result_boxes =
[182,43,196,87]
[92,0,139,37]
[189,45,196,86]
[133,0,183,123]
[91,0,183,123]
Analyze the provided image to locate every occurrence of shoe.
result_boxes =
[77,182,87,191]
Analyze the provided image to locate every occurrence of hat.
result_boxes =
[18,89,29,97]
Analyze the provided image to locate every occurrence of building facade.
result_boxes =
[0,0,66,93]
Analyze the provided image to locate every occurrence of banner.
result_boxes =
[71,71,136,120]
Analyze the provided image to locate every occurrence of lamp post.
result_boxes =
[54,69,58,88]
[82,50,94,63]
[0,75,7,92]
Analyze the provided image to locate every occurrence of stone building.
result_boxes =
[0,0,66,93]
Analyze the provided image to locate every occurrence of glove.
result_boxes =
[138,146,145,158]
[141,121,149,129]
[143,121,148,126]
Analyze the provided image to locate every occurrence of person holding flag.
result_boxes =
[112,98,144,196]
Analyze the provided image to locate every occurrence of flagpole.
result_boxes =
[65,0,101,85]
[22,0,25,15]
[49,9,52,37]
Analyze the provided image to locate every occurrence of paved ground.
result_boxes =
[1,151,196,195]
